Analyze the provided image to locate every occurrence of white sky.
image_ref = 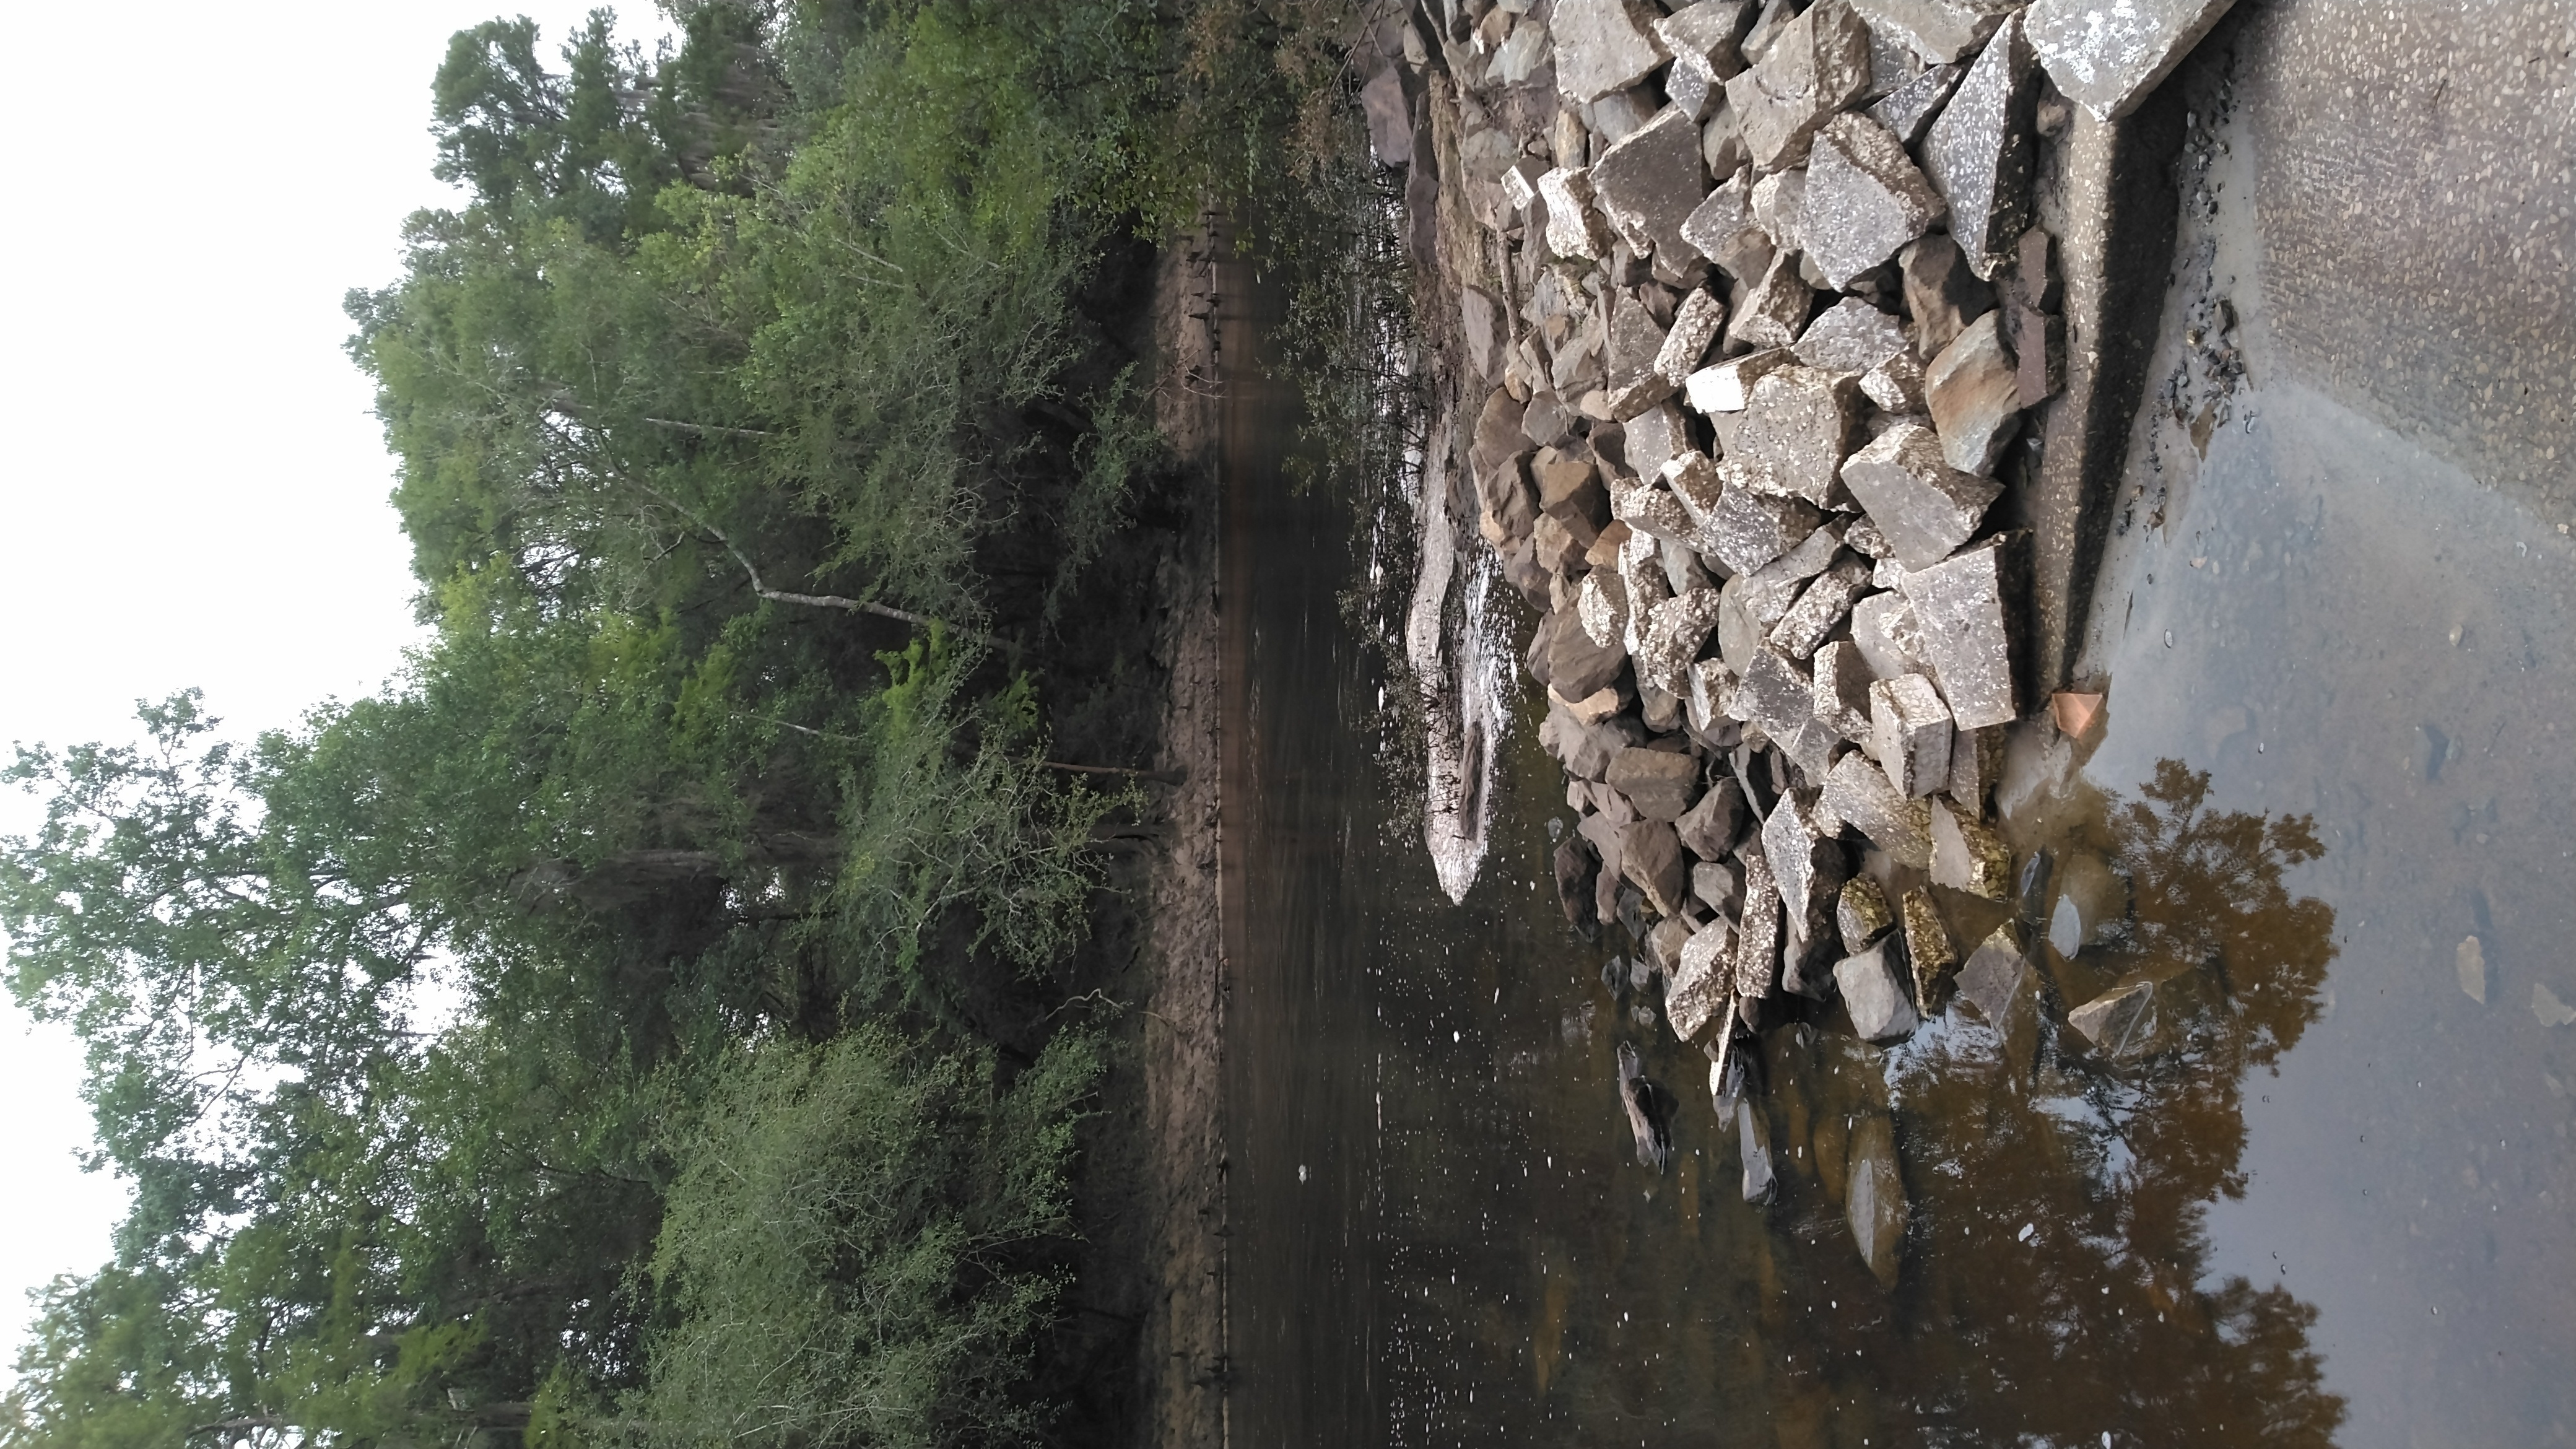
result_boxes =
[0,0,676,1380]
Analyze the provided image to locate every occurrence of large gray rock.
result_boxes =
[1821,746,1933,867]
[1668,921,1735,1043]
[1839,421,2004,569]
[1679,165,1767,276]
[1552,0,1673,103]
[1606,290,1670,401]
[1799,112,1947,289]
[1848,590,1925,680]
[1731,367,1861,505]
[1736,523,1845,625]
[2026,0,2238,121]
[1734,853,1784,998]
[1621,816,1689,916]
[1925,310,2024,475]
[1836,942,1920,1042]
[1586,86,1661,143]
[1634,587,1726,693]
[1899,232,1996,361]
[1725,0,1874,169]
[1612,481,1721,557]
[1460,285,1508,380]
[1577,568,1630,648]
[1845,1113,1908,1286]
[1921,12,2037,279]
[1811,638,1876,739]
[1543,603,1631,698]
[1869,672,1954,796]
[1793,297,1910,375]
[1734,645,1816,745]
[1677,776,1747,859]
[1624,400,1690,478]
[1590,107,1711,262]
[1866,59,1964,144]
[1607,745,1703,820]
[1653,287,1730,388]
[1899,534,2019,728]
[1762,790,1847,942]
[1655,0,1757,77]
[1707,464,1825,573]
[1770,555,1872,659]
[1861,350,1929,413]
[1750,167,1807,255]
[1539,167,1619,260]
[1726,248,1815,352]
[1692,858,1744,915]
[1685,346,1795,414]
[1852,0,2020,63]
[1954,923,2036,1025]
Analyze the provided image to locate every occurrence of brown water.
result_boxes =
[1217,12,2576,1445]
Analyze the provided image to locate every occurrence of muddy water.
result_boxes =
[1219,17,2576,1447]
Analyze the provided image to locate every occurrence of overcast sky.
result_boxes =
[0,0,676,1378]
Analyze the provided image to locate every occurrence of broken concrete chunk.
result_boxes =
[1608,745,1704,821]
[1726,248,1815,352]
[2068,979,2160,1056]
[1591,106,1712,260]
[1860,350,1928,413]
[1770,556,1872,658]
[1852,0,2020,64]
[1954,923,2033,1025]
[1837,874,1895,951]
[1821,745,1934,868]
[1811,638,1876,739]
[1621,816,1689,916]
[1552,0,1673,103]
[2026,0,2239,122]
[1678,165,1764,273]
[1793,297,1911,376]
[1735,853,1784,998]
[1900,886,1956,1013]
[1899,534,2019,728]
[1655,0,1756,76]
[1707,466,1825,574]
[1677,776,1747,859]
[1930,797,2013,899]
[1762,790,1845,931]
[1921,12,2037,279]
[1623,400,1689,479]
[1799,112,1948,289]
[1870,673,1954,797]
[1725,0,1873,170]
[1737,521,1845,625]
[1837,942,1920,1042]
[1839,420,2004,569]
[1866,58,1964,144]
[1578,568,1631,648]
[1668,922,1735,1042]
[1732,367,1861,505]
[1925,310,2024,476]
[1899,232,1997,361]
[1634,587,1727,693]
[1750,167,1808,256]
[1946,723,2003,807]
[1848,591,1923,680]
[1685,346,1795,414]
[1539,167,1620,260]
[1734,645,1816,744]
[1653,287,1729,387]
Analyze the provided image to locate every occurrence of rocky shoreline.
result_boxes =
[1373,0,2232,1284]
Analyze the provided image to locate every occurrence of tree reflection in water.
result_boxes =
[1741,759,2346,1446]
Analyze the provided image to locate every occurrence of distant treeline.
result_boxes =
[0,3,1363,1447]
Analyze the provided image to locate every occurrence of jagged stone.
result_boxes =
[1750,167,1807,255]
[1733,645,1814,745]
[1536,445,1608,526]
[1793,297,1910,375]
[1635,587,1726,693]
[1867,59,1964,144]
[1684,656,1734,737]
[1839,421,2003,570]
[1735,853,1783,997]
[1921,12,2037,279]
[1930,797,2013,899]
[2067,979,2160,1057]
[1955,923,2035,1024]
[1800,112,1947,289]
[1899,533,2019,729]
[1655,0,1757,77]
[1837,874,1895,951]
[1493,14,1552,84]
[1701,97,1752,177]
[1616,528,1674,656]
[1577,568,1630,648]
[1586,87,1661,143]
[2026,0,2239,122]
[1900,886,1956,1014]
[1860,350,1928,412]
[1852,0,2019,63]
[1693,860,1744,917]
[1523,389,1577,449]
[1837,942,1920,1042]
[1621,816,1689,916]
[1848,590,1923,680]
[1552,835,1598,929]
[1732,367,1861,506]
[1543,602,1630,698]
[1684,346,1795,414]
[1476,453,1539,547]
[1843,516,1894,560]
[1726,248,1814,351]
[1869,672,1954,797]
[1725,0,1873,170]
[1947,723,2003,808]
[1668,920,1735,1043]
[1606,290,1668,396]
[1533,511,1592,572]
[1821,747,1933,868]
[1679,165,1766,275]
[1591,106,1710,262]
[1811,638,1876,739]
[1845,1113,1908,1286]
[1707,464,1825,573]
[1925,311,2022,476]
[1612,482,1720,557]
[1461,285,1508,381]
[1653,288,1729,391]
[1623,399,1690,478]
[1738,523,1845,626]
[1609,745,1704,821]
[1539,166,1620,260]
[1552,0,1673,103]
[1762,790,1845,936]
[1551,682,1629,725]
[1770,555,1871,658]
[1677,776,1746,859]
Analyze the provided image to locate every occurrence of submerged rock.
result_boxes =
[1617,1041,1676,1172]
[1845,1113,1907,1286]
[1930,797,2014,899]
[1669,922,1735,1043]
[1837,940,1919,1042]
[1737,1094,1778,1202]
[2067,978,2160,1058]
